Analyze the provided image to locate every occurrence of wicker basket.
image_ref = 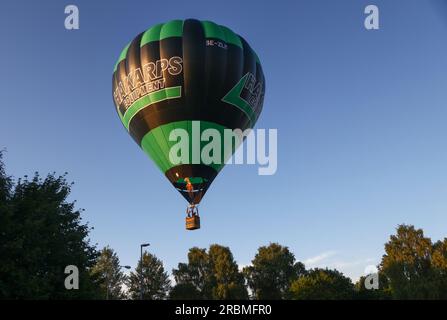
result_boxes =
[185,215,200,230]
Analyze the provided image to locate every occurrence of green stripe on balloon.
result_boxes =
[219,25,243,48]
[176,177,207,184]
[160,20,184,40]
[140,20,184,47]
[140,23,163,46]
[114,20,249,73]
[113,42,130,72]
[201,21,242,49]
[122,86,182,130]
[201,21,225,40]
[140,120,241,173]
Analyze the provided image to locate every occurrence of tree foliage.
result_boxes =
[171,244,247,299]
[243,243,305,299]
[172,247,211,299]
[127,252,171,300]
[380,224,447,299]
[208,244,248,299]
[354,273,391,300]
[169,283,202,300]
[3,151,447,300]
[289,268,354,300]
[0,152,100,299]
[90,246,127,299]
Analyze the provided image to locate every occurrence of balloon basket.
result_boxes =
[186,215,200,230]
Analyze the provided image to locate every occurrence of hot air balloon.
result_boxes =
[112,19,265,230]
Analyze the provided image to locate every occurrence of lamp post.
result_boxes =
[140,243,150,300]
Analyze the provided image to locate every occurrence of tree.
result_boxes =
[0,150,11,202]
[243,243,306,299]
[289,268,354,300]
[380,224,447,299]
[0,151,14,298]
[0,153,100,299]
[0,151,14,299]
[171,245,247,299]
[90,246,127,300]
[172,247,212,299]
[127,252,171,300]
[432,238,447,298]
[169,283,202,300]
[208,244,248,299]
[354,273,391,300]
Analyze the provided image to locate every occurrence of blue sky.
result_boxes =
[1,0,447,281]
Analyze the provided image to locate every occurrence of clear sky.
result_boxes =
[1,0,447,281]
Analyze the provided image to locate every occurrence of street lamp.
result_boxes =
[140,243,150,300]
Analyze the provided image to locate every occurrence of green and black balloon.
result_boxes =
[112,19,265,205]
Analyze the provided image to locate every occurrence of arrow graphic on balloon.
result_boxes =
[222,73,257,127]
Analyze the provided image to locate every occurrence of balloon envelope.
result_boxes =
[112,19,265,204]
